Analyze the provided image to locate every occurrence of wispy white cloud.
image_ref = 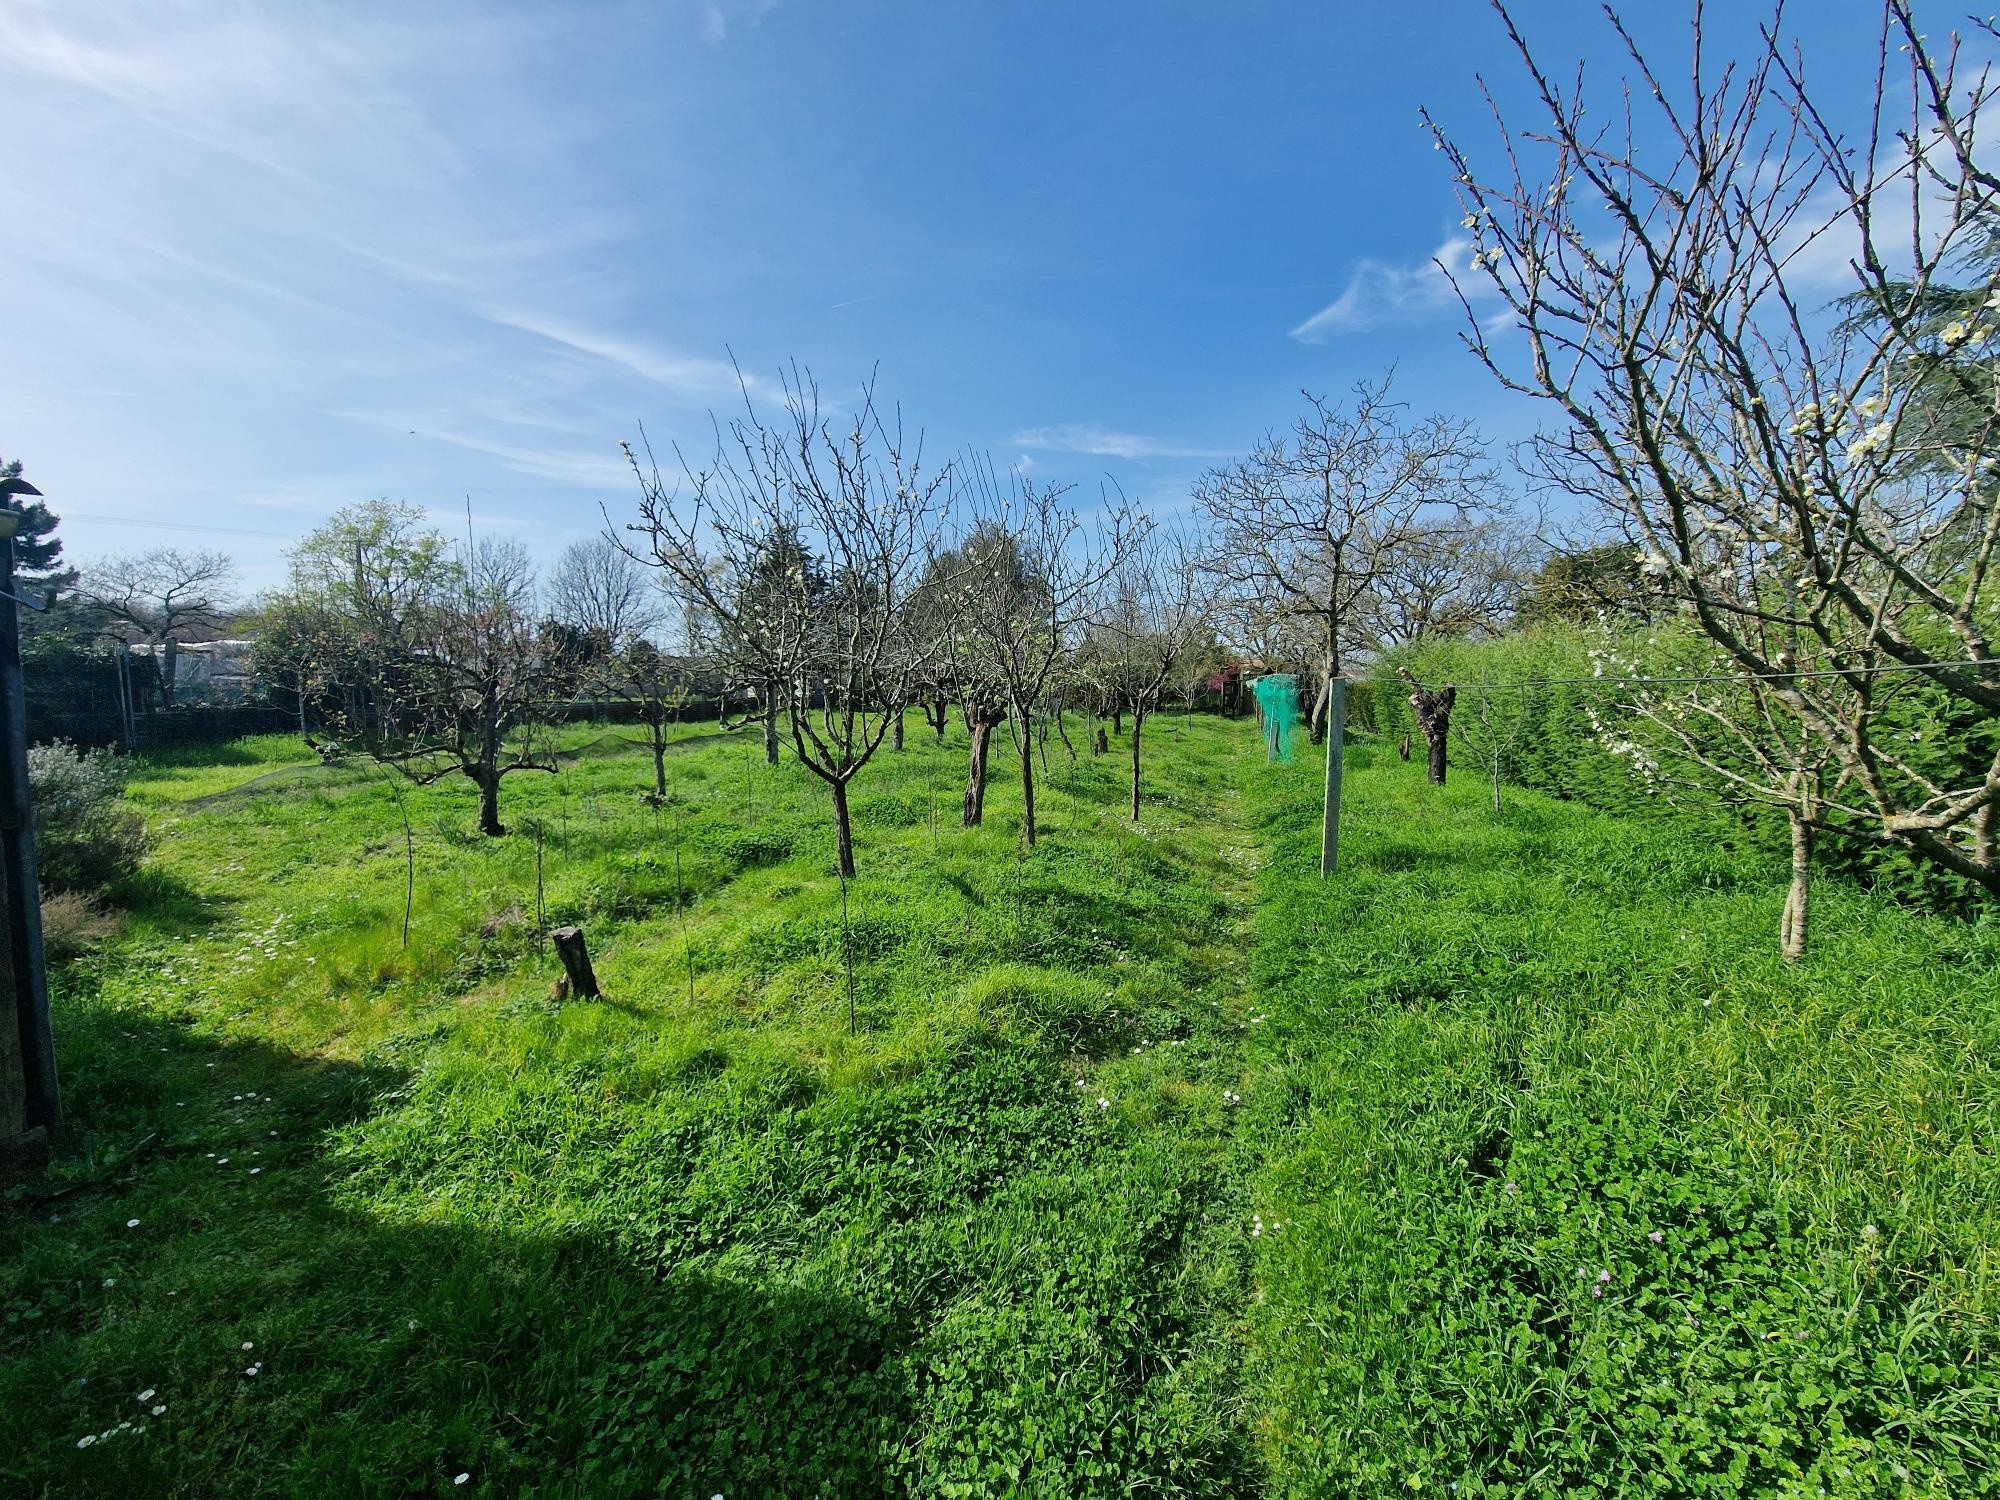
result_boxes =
[1290,233,1504,342]
[697,0,779,45]
[480,308,777,405]
[331,408,632,491]
[1011,424,1232,461]
[410,427,631,491]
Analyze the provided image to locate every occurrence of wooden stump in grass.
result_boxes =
[551,926,601,999]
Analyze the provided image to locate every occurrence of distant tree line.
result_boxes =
[15,0,1997,969]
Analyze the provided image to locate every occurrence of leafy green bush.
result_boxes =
[1373,625,1990,915]
[27,740,146,892]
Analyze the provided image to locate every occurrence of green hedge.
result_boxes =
[1367,627,1990,916]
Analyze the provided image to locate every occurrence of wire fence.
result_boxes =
[21,693,754,755]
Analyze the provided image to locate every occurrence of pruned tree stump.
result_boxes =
[1399,669,1457,786]
[551,925,601,1000]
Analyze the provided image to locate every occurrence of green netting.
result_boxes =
[1254,674,1301,762]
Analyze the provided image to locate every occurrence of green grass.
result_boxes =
[4,715,1264,1497]
[1242,742,2000,1497]
[3,715,1996,1496]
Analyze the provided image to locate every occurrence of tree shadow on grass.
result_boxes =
[3,1008,905,1499]
[940,870,986,909]
[1362,840,1456,874]
[135,743,273,771]
[110,867,236,933]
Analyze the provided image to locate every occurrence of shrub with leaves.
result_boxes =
[27,740,146,892]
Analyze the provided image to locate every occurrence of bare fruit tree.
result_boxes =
[548,535,665,643]
[934,459,1141,844]
[626,368,950,876]
[601,636,695,800]
[1428,0,2000,910]
[1099,527,1210,821]
[84,547,237,708]
[1366,523,1535,648]
[1197,376,1498,743]
[266,504,565,837]
[1585,629,1840,961]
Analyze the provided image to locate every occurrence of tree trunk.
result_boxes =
[926,697,948,742]
[1130,705,1145,820]
[892,707,905,752]
[1054,705,1076,764]
[1019,723,1038,847]
[1780,811,1812,962]
[473,764,505,837]
[1425,723,1450,784]
[761,680,780,765]
[551,926,601,999]
[1111,705,1123,737]
[651,728,667,799]
[1400,670,1455,787]
[963,711,996,826]
[1093,727,1108,756]
[830,776,856,878]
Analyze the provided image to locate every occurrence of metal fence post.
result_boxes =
[1320,677,1345,878]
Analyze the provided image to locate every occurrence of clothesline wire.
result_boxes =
[1324,658,1995,694]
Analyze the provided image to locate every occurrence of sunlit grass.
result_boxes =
[1242,740,2000,1496]
[4,713,1995,1496]
[4,712,1265,1496]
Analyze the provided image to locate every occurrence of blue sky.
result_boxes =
[2,0,1890,593]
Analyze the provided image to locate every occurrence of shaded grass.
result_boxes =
[4,712,1265,1497]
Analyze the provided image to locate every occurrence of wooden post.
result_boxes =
[1320,677,1345,878]
[0,486,56,1163]
[551,926,601,999]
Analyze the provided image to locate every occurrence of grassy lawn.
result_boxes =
[4,716,1264,1497]
[1242,742,2000,1497]
[3,715,1996,1496]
